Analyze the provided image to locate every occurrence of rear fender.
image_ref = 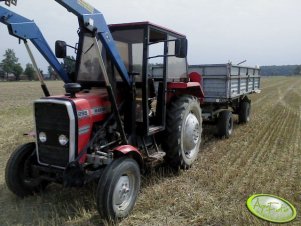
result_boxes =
[189,72,203,87]
[167,81,205,104]
[111,145,144,168]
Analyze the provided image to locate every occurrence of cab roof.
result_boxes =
[109,21,186,38]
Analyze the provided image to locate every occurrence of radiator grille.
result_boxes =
[35,102,71,168]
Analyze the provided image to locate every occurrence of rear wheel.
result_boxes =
[96,157,141,222]
[216,110,233,138]
[163,95,202,169]
[5,142,48,197]
[239,101,251,123]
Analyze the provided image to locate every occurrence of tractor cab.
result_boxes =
[56,22,188,136]
[56,22,187,135]
[109,22,188,135]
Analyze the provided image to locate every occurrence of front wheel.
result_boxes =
[5,142,48,197]
[163,95,202,169]
[96,157,141,222]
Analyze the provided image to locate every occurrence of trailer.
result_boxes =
[152,63,261,137]
[188,64,260,102]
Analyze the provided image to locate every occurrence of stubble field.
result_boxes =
[0,77,300,225]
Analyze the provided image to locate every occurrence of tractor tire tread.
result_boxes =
[5,142,47,198]
[162,95,202,169]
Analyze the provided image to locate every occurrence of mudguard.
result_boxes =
[112,145,143,168]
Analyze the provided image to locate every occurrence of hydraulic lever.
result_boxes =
[24,40,50,97]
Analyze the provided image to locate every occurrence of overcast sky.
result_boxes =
[0,0,300,72]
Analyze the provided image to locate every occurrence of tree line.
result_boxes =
[260,65,301,76]
[1,48,300,80]
[0,49,75,81]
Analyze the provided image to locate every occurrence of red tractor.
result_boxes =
[3,1,204,221]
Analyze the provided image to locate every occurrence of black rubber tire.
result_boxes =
[5,142,48,198]
[96,157,141,222]
[216,110,233,138]
[239,101,251,124]
[162,95,202,169]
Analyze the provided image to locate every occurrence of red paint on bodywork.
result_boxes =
[112,145,143,167]
[167,81,201,89]
[189,72,203,87]
[49,89,111,163]
[113,145,139,153]
[167,80,205,104]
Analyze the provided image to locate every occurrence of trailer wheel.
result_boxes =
[96,157,140,222]
[163,95,202,169]
[239,101,251,123]
[217,110,233,138]
[5,142,48,198]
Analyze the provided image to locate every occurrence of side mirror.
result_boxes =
[175,38,188,58]
[55,40,67,58]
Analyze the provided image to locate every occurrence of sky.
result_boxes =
[0,0,301,72]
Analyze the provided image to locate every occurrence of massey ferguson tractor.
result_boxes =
[1,0,260,222]
[1,0,204,221]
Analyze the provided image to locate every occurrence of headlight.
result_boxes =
[39,132,47,143]
[58,134,68,146]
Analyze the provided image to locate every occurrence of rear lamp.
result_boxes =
[58,134,69,146]
[39,132,47,143]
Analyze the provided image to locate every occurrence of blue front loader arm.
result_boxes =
[0,6,70,83]
[55,0,131,87]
